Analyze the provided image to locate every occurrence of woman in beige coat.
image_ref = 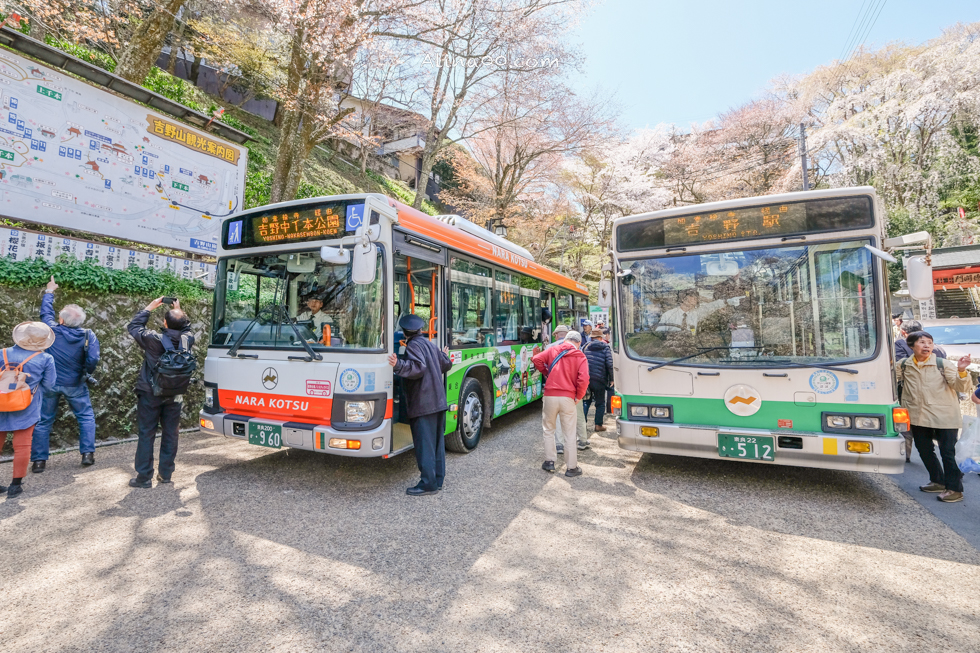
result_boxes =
[895,331,972,503]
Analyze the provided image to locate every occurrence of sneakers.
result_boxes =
[81,453,94,466]
[128,477,152,489]
[31,460,45,474]
[7,484,23,498]
[542,460,556,473]
[577,441,590,451]
[919,482,946,493]
[556,444,564,455]
[938,491,964,503]
[565,467,582,477]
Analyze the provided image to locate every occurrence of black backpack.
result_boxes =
[152,333,196,397]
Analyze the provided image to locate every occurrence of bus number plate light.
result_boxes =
[640,426,659,437]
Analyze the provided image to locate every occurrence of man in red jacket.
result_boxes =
[532,330,590,477]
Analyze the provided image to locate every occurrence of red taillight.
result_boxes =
[892,407,910,432]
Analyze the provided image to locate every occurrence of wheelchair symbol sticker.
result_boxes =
[345,204,364,231]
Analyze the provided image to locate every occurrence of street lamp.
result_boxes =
[493,222,507,238]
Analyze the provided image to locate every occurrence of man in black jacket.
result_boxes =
[582,329,614,432]
[388,314,453,496]
[126,297,195,488]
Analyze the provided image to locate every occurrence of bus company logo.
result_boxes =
[261,367,278,390]
[724,384,762,416]
[490,245,529,268]
[339,368,361,392]
[809,371,839,395]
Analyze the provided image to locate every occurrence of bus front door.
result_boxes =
[392,254,443,453]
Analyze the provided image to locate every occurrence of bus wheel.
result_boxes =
[447,377,484,453]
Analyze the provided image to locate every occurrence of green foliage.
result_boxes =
[143,67,192,105]
[295,180,334,200]
[218,113,257,136]
[1,13,33,36]
[43,36,116,72]
[0,257,210,301]
[365,170,440,215]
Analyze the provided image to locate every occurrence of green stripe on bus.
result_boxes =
[617,394,899,435]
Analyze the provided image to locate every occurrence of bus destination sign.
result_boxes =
[223,201,366,248]
[663,203,807,245]
[252,206,343,244]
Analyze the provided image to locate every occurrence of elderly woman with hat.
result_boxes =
[1,322,57,497]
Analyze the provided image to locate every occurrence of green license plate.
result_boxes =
[247,422,282,449]
[718,434,775,461]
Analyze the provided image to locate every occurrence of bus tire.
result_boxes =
[447,377,484,453]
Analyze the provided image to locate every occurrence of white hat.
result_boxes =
[12,321,55,351]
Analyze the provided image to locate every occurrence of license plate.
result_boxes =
[718,434,774,461]
[247,422,282,449]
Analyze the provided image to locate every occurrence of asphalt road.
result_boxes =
[3,405,980,652]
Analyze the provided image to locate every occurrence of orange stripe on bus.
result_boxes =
[390,199,587,295]
[385,399,393,419]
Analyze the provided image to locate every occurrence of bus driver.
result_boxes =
[297,295,335,340]
[656,289,741,334]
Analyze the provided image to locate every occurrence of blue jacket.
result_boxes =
[0,346,57,431]
[40,292,100,387]
[394,334,452,418]
[582,339,614,387]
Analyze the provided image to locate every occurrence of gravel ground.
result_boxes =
[2,405,980,653]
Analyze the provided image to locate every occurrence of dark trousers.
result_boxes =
[911,425,963,492]
[410,412,446,491]
[582,383,607,426]
[135,391,182,481]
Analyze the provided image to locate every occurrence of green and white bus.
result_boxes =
[603,187,908,473]
[198,193,589,457]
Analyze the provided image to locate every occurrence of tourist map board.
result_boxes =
[0,48,246,255]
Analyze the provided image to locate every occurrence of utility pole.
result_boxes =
[799,123,810,191]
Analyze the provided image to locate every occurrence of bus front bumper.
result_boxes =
[199,410,392,458]
[616,419,906,474]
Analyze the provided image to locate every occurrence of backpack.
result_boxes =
[0,349,41,412]
[151,333,196,397]
[898,355,944,403]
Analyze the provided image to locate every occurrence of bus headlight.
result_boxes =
[855,417,880,430]
[345,401,374,423]
[204,386,214,408]
[630,406,649,418]
[652,406,671,418]
[826,415,851,429]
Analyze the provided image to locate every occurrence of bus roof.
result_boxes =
[389,198,588,295]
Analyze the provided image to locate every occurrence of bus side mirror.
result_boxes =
[906,255,934,301]
[598,279,612,308]
[321,246,351,265]
[352,241,377,285]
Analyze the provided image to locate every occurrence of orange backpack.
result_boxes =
[0,349,41,412]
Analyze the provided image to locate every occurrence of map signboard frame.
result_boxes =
[0,47,246,255]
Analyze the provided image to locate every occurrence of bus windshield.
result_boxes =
[211,249,385,351]
[620,239,878,367]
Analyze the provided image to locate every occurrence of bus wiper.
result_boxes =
[646,347,734,371]
[228,315,261,358]
[756,358,859,375]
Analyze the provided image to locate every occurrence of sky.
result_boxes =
[573,0,980,130]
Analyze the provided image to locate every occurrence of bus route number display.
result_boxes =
[663,203,807,245]
[252,206,344,244]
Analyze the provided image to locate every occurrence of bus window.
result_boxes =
[556,293,574,328]
[494,270,521,344]
[519,275,541,343]
[212,249,385,351]
[450,258,492,347]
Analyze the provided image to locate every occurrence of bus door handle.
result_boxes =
[232,353,258,359]
[781,236,806,242]
[697,372,720,376]
[429,316,438,341]
[763,373,788,377]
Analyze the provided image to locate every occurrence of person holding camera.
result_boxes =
[127,296,194,488]
[30,276,101,472]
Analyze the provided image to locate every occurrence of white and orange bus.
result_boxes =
[198,193,589,457]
